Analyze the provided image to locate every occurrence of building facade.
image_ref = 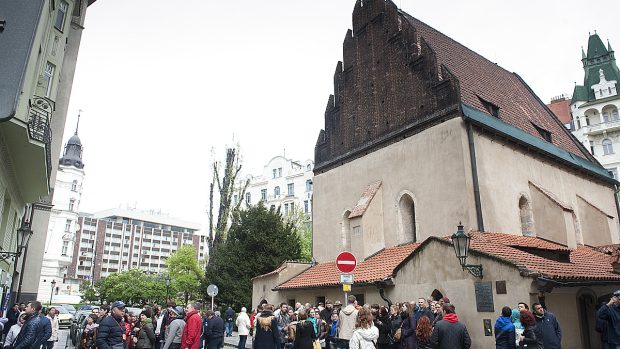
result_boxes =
[67,209,206,285]
[571,33,620,179]
[253,1,620,348]
[0,0,95,303]
[239,156,314,219]
[36,123,85,303]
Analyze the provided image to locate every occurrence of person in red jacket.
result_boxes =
[181,303,202,349]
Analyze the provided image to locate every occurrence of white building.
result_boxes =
[239,156,314,219]
[571,33,620,178]
[37,123,85,304]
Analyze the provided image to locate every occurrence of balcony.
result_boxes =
[0,96,53,201]
[582,118,620,135]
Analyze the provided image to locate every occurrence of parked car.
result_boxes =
[70,313,87,346]
[61,304,77,315]
[75,304,100,320]
[52,305,75,329]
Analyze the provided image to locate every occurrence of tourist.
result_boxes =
[414,299,433,322]
[326,312,339,349]
[320,302,333,324]
[430,304,471,349]
[235,308,250,349]
[532,303,562,349]
[294,310,316,349]
[180,303,202,349]
[253,304,280,349]
[4,313,26,349]
[388,305,402,349]
[44,307,59,349]
[224,307,235,338]
[415,315,432,349]
[597,291,620,349]
[348,308,378,349]
[275,303,290,349]
[494,306,516,349]
[13,302,44,349]
[517,310,542,349]
[337,295,359,349]
[202,310,224,349]
[137,309,156,349]
[96,301,127,349]
[315,311,328,347]
[399,303,417,349]
[375,307,391,349]
[162,307,185,349]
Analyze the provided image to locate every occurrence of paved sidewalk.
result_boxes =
[223,332,253,349]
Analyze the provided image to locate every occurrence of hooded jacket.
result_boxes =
[338,305,359,340]
[181,311,202,349]
[349,326,379,349]
[494,316,516,349]
[430,316,471,349]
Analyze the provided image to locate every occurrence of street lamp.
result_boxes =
[451,222,483,278]
[14,219,34,302]
[0,221,33,262]
[165,275,171,301]
[49,280,56,305]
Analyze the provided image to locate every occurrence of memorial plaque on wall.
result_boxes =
[496,280,507,294]
[474,281,495,312]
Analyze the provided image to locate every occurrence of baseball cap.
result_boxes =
[111,301,125,309]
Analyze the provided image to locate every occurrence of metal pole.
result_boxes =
[49,284,54,305]
[344,292,348,307]
[16,244,29,302]
[211,295,214,311]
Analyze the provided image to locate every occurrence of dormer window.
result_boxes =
[532,123,552,142]
[478,96,500,118]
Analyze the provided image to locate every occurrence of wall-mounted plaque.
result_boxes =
[475,281,495,312]
[496,280,507,294]
[483,319,493,336]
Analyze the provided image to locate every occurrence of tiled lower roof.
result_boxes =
[275,242,420,290]
[466,233,620,281]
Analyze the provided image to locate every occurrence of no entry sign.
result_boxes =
[336,251,357,273]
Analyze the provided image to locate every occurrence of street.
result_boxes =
[57,329,72,349]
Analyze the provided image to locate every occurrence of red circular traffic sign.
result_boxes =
[336,251,357,273]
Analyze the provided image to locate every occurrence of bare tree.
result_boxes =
[207,146,250,264]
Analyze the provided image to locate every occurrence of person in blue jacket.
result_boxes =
[597,290,620,349]
[13,301,44,349]
[494,306,516,349]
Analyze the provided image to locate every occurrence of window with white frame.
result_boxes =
[284,203,289,215]
[71,180,78,191]
[69,199,75,211]
[43,62,55,98]
[274,186,280,197]
[278,168,282,177]
[61,240,69,256]
[287,183,294,196]
[65,219,71,232]
[273,169,277,178]
[245,192,251,205]
[304,200,309,213]
[306,179,313,192]
[54,0,69,31]
[261,189,267,201]
[603,138,614,155]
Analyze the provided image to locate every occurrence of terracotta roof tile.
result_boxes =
[349,181,382,219]
[468,233,620,281]
[401,13,591,160]
[275,242,420,290]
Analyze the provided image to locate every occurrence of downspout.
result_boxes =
[614,183,620,241]
[466,122,485,232]
[375,281,393,307]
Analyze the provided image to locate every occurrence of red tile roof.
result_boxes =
[275,242,420,290]
[349,181,382,218]
[401,13,592,161]
[465,233,620,281]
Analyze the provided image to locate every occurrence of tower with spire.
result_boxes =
[36,113,87,302]
[570,32,620,179]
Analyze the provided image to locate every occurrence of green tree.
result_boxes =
[204,204,302,308]
[166,245,204,304]
[287,208,313,262]
[92,269,167,306]
[79,281,98,303]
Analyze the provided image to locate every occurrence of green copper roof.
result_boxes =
[587,34,608,59]
[572,85,589,102]
[461,104,616,184]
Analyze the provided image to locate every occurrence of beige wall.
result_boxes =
[313,117,476,262]
[473,131,619,247]
[251,262,312,309]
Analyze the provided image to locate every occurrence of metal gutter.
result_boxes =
[466,122,484,232]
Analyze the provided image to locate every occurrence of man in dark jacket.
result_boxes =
[97,301,127,349]
[532,303,562,349]
[431,304,471,349]
[203,311,224,349]
[4,304,19,337]
[597,291,620,348]
[224,307,235,337]
[414,298,434,322]
[14,301,44,349]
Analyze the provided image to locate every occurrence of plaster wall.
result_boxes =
[361,187,385,259]
[251,262,312,309]
[313,117,476,262]
[473,131,619,246]
[272,286,384,310]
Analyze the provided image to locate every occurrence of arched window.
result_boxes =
[342,210,351,250]
[274,186,280,197]
[519,196,534,236]
[603,111,611,122]
[603,139,614,155]
[398,194,416,243]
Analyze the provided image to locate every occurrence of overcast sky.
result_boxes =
[64,0,619,226]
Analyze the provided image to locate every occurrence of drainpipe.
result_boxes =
[375,281,393,307]
[614,183,620,241]
[466,122,485,232]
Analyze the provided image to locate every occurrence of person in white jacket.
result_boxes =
[235,307,251,349]
[348,309,378,349]
[4,313,26,349]
[45,308,59,349]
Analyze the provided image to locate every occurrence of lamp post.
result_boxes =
[451,222,483,278]
[49,280,56,305]
[165,275,171,301]
[14,220,34,302]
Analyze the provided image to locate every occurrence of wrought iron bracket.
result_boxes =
[463,264,483,278]
[0,251,19,263]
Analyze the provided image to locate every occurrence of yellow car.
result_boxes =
[51,305,75,329]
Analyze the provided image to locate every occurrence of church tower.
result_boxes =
[36,114,86,303]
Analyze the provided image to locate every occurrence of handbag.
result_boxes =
[392,326,402,342]
[313,340,321,349]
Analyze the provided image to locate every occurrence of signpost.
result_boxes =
[336,252,357,306]
[207,284,218,310]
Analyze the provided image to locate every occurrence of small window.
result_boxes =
[61,240,69,256]
[306,164,312,171]
[274,186,280,197]
[287,183,294,196]
[306,179,313,192]
[71,180,78,191]
[65,220,71,232]
[532,123,552,142]
[352,226,361,236]
[54,0,69,31]
[603,112,611,123]
[603,139,614,155]
[69,199,75,212]
[304,200,309,213]
[43,62,55,98]
[261,189,267,201]
[245,192,251,205]
[278,168,282,177]
[273,169,277,179]
[284,203,289,216]
[478,96,500,118]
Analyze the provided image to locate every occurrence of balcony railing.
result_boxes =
[27,96,53,178]
[583,118,620,135]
